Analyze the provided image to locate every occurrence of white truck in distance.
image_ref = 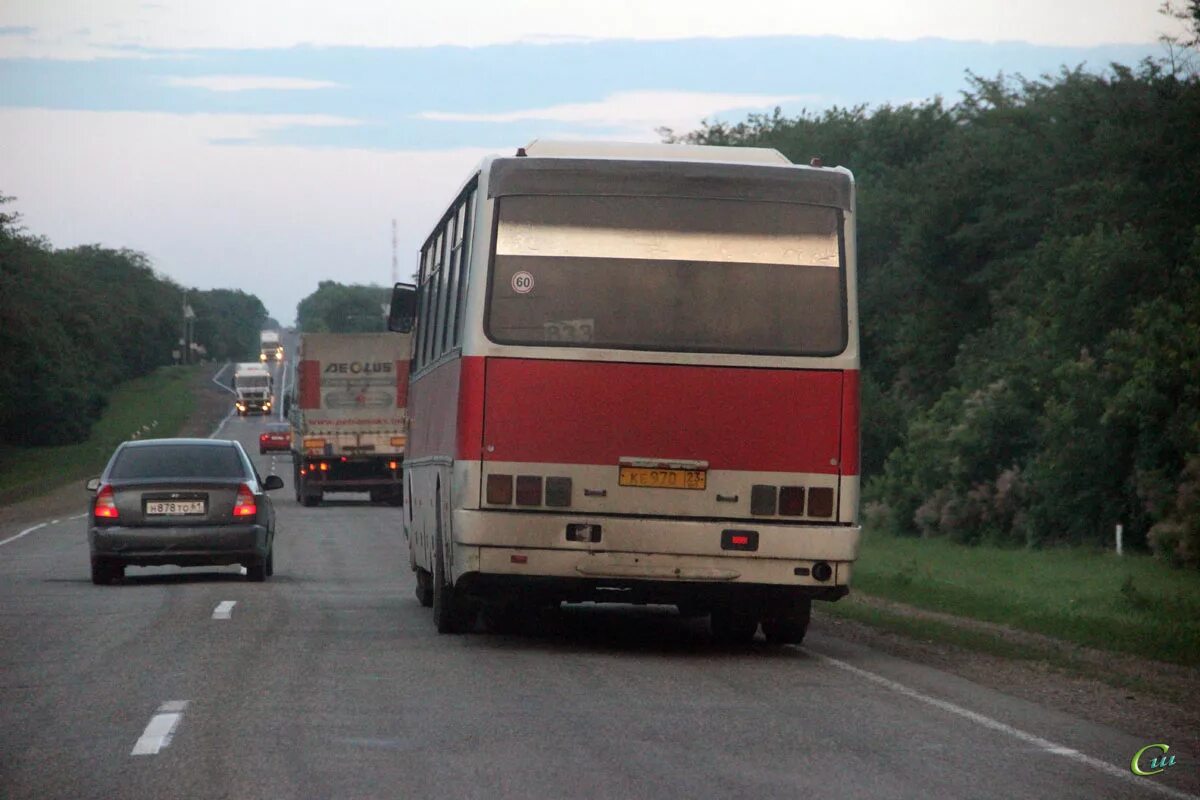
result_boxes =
[232,362,273,416]
[260,330,283,362]
[290,332,411,506]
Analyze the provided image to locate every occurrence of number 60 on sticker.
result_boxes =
[511,271,535,294]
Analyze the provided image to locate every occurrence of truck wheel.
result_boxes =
[246,561,267,582]
[763,599,811,645]
[302,491,320,507]
[432,536,469,634]
[386,487,404,506]
[711,609,758,645]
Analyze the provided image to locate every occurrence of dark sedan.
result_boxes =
[87,438,284,585]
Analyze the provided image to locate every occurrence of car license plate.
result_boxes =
[618,466,707,490]
[145,500,205,515]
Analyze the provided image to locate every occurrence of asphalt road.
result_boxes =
[0,395,1196,799]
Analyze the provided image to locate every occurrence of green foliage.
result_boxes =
[189,288,268,361]
[296,280,389,333]
[679,61,1200,562]
[0,197,268,447]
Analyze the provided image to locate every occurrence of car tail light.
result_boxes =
[233,484,257,517]
[260,433,269,442]
[94,485,119,519]
[486,474,513,505]
[516,476,543,506]
[779,486,806,516]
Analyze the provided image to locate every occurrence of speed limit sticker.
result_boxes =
[511,271,535,294]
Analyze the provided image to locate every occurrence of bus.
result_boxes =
[391,140,861,643]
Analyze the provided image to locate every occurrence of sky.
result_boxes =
[0,1,1174,324]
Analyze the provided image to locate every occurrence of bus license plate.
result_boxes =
[145,501,205,515]
[618,467,707,490]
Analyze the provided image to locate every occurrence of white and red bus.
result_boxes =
[390,140,861,643]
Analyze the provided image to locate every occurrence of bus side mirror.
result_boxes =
[388,282,417,333]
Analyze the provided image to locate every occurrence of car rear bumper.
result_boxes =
[90,523,269,565]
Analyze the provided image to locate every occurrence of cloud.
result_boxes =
[0,0,1164,60]
[0,25,34,36]
[0,107,488,323]
[416,90,817,139]
[164,74,341,92]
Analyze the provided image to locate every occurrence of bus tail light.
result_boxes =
[808,488,834,518]
[779,487,806,516]
[721,529,758,551]
[750,484,777,515]
[487,474,513,505]
[545,477,572,507]
[319,462,329,472]
[515,475,542,506]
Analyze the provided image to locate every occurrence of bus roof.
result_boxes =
[522,139,792,165]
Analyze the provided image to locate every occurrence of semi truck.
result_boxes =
[290,332,411,506]
[232,362,273,416]
[260,330,283,362]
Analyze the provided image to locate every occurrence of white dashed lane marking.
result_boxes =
[130,701,188,756]
[212,601,236,620]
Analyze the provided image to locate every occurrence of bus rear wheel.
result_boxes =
[762,599,811,645]
[710,608,758,644]
[432,537,470,634]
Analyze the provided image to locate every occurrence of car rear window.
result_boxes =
[108,444,247,480]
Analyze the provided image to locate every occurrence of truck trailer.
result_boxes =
[290,332,411,506]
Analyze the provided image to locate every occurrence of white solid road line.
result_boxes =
[210,362,237,396]
[130,701,188,756]
[807,649,1200,800]
[212,600,236,620]
[0,522,47,548]
[208,408,236,439]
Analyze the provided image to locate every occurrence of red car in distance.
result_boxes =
[259,423,292,455]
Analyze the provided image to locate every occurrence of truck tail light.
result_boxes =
[388,460,399,470]
[233,484,257,517]
[486,474,513,505]
[94,485,119,519]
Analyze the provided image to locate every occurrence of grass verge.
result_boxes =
[0,365,201,501]
[843,529,1200,667]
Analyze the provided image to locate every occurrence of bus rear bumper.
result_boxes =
[448,509,859,596]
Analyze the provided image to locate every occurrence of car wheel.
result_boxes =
[246,561,267,582]
[265,546,275,577]
[762,599,811,646]
[90,559,114,585]
[260,448,266,455]
[710,608,758,645]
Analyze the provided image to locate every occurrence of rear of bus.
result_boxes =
[451,145,859,640]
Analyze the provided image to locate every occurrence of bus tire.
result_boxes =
[302,491,321,507]
[414,568,433,607]
[710,609,758,645]
[762,599,811,645]
[432,536,468,634]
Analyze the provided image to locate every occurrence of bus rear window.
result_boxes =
[486,195,846,355]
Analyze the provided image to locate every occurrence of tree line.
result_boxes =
[296,280,390,333]
[0,198,267,446]
[671,56,1200,565]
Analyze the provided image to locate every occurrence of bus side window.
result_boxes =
[453,190,474,347]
